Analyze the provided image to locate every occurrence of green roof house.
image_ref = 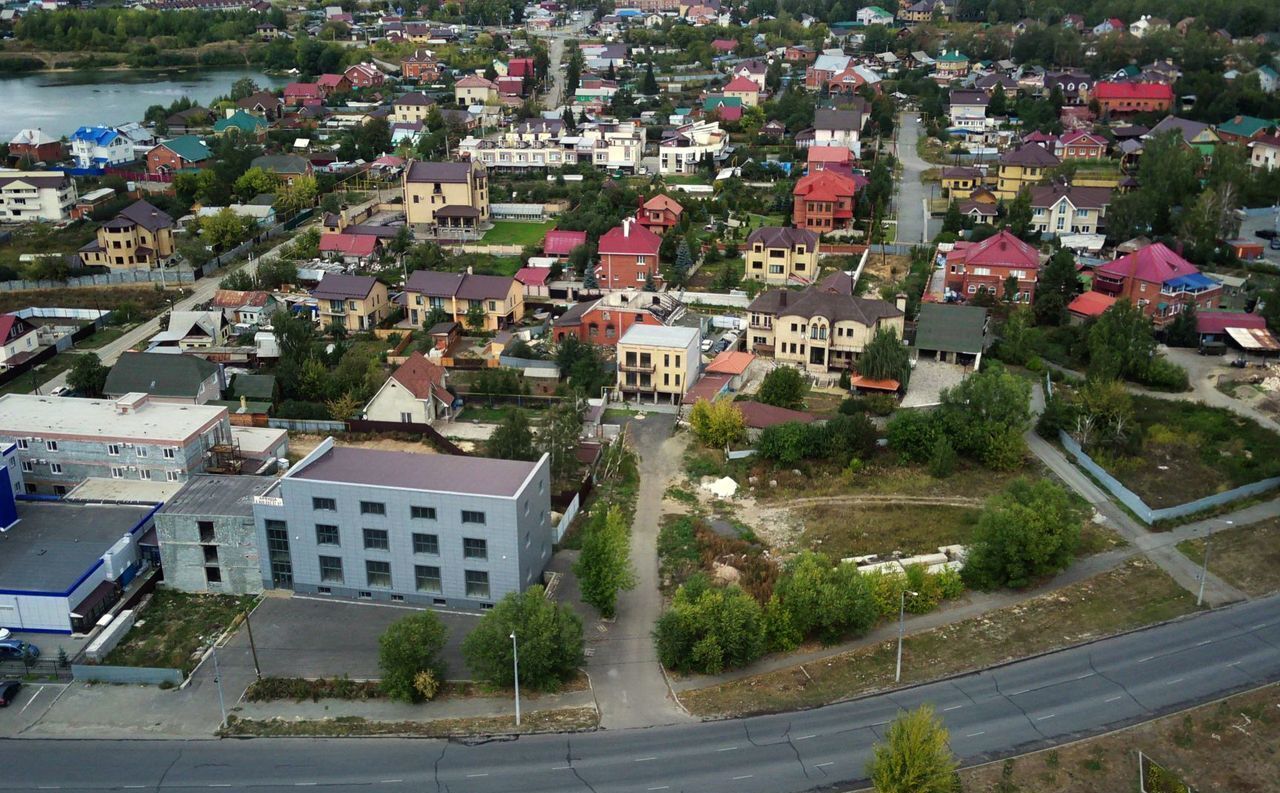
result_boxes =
[103,351,224,404]
[213,109,269,136]
[147,135,212,172]
[1215,114,1274,143]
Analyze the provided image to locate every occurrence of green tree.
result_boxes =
[867,706,959,793]
[465,301,487,332]
[756,366,806,410]
[689,398,746,448]
[462,586,584,691]
[67,353,109,397]
[1087,299,1156,382]
[575,505,636,618]
[486,410,537,461]
[233,166,276,202]
[654,575,765,674]
[672,237,694,287]
[963,478,1081,590]
[276,174,318,214]
[988,83,1007,116]
[935,364,1031,470]
[1165,304,1199,348]
[1003,187,1033,239]
[378,611,449,702]
[198,207,254,250]
[641,61,659,95]
[538,401,584,484]
[1033,248,1079,326]
[769,552,880,648]
[995,306,1039,366]
[856,326,910,387]
[942,199,963,234]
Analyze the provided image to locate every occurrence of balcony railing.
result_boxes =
[619,360,655,373]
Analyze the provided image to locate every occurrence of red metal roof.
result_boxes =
[951,229,1040,269]
[318,233,378,257]
[1094,82,1173,101]
[1097,242,1200,284]
[706,351,754,375]
[1067,290,1115,318]
[515,267,551,286]
[723,76,760,92]
[598,220,661,256]
[1197,311,1265,335]
[734,400,816,428]
[543,229,588,256]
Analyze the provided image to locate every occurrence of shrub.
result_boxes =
[934,567,965,599]
[688,398,746,448]
[655,575,765,674]
[757,366,807,409]
[412,670,441,701]
[769,553,880,646]
[903,564,942,614]
[863,393,898,416]
[462,586,583,691]
[824,413,878,464]
[927,435,957,478]
[378,611,449,703]
[658,516,700,586]
[887,409,941,463]
[963,479,1082,590]
[757,421,823,465]
[1141,356,1191,392]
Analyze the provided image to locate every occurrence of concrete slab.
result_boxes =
[902,359,968,408]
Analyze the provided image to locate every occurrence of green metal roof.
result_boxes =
[104,351,220,399]
[160,134,212,163]
[937,51,969,63]
[704,96,743,110]
[231,373,277,401]
[1216,115,1272,138]
[914,303,988,354]
[213,110,269,133]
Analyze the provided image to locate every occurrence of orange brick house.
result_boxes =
[942,229,1043,303]
[145,136,212,175]
[1094,82,1174,116]
[635,194,683,235]
[792,169,866,232]
[596,218,662,290]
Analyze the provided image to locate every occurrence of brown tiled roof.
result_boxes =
[389,352,451,404]
[735,400,816,429]
[747,287,902,326]
[746,226,818,249]
[1028,183,1113,210]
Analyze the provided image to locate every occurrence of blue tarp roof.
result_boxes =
[1164,272,1217,290]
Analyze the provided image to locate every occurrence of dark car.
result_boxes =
[0,680,21,707]
[1271,237,1280,250]
[1256,229,1278,240]
[0,640,39,660]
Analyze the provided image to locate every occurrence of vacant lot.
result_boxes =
[796,502,982,558]
[1177,518,1280,597]
[959,684,1279,793]
[1091,397,1280,507]
[0,285,188,316]
[105,590,256,675]
[680,559,1198,718]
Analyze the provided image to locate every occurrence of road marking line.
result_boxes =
[1252,623,1268,630]
[1076,673,1094,680]
[294,784,317,787]
[1105,696,1124,703]
[1138,656,1154,663]
[1007,689,1029,696]
[1227,661,1243,667]
[816,762,835,768]
[634,757,657,762]
[647,787,670,791]
[732,775,754,781]
[871,720,890,727]
[943,705,963,711]
[717,746,738,751]
[966,731,985,737]
[796,734,816,740]
[379,780,403,784]
[1197,639,1212,646]
[552,766,572,770]
[19,686,44,715]
[1166,678,1185,686]
[209,786,232,789]
[1036,714,1056,721]
[465,773,489,778]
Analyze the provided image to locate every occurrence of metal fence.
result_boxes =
[0,268,197,292]
[71,664,183,686]
[267,418,348,433]
[1058,430,1280,523]
[0,658,73,682]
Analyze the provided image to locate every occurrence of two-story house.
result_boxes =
[635,194,683,235]
[995,143,1060,200]
[744,226,820,285]
[310,273,391,333]
[1029,184,1112,236]
[69,126,134,169]
[941,166,983,199]
[942,229,1043,303]
[659,121,728,174]
[145,136,213,175]
[553,290,689,347]
[0,314,40,370]
[455,74,499,105]
[403,270,525,332]
[392,92,437,124]
[1249,135,1280,171]
[792,168,865,232]
[1057,130,1108,160]
[597,218,662,290]
[811,108,865,158]
[0,170,77,223]
[745,285,904,373]
[1091,242,1221,326]
[616,325,700,404]
[79,200,176,270]
[402,49,442,83]
[364,352,455,424]
[948,90,991,133]
[403,160,489,232]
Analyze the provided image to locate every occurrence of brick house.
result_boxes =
[402,49,442,83]
[1057,130,1108,160]
[344,63,384,88]
[552,290,688,347]
[316,73,351,95]
[942,229,1042,303]
[597,218,662,290]
[635,194,683,235]
[792,169,865,232]
[145,135,212,174]
[1091,242,1222,327]
[1094,82,1174,116]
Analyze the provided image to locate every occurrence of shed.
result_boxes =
[912,303,988,367]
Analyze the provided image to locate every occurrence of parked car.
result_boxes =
[0,640,39,660]
[1255,229,1277,240]
[49,385,71,397]
[1271,237,1280,250]
[0,680,21,707]
[1230,358,1249,368]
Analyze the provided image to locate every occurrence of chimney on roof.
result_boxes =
[467,265,473,275]
[779,291,787,307]
[895,293,907,313]
[623,217,632,237]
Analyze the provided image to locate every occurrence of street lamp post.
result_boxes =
[510,631,521,727]
[1197,519,1232,607]
[895,589,920,684]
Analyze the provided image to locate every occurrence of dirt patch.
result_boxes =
[959,684,1280,793]
[795,501,983,558]
[0,285,189,317]
[679,559,1199,718]
[1177,517,1280,597]
[221,705,600,737]
[288,433,441,459]
[860,253,912,286]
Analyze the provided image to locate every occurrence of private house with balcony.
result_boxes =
[635,194,683,235]
[402,49,442,83]
[1090,242,1221,326]
[403,160,489,232]
[69,126,135,169]
[0,314,40,371]
[616,324,700,404]
[745,286,904,373]
[995,143,1060,200]
[744,226,820,285]
[1057,130,1108,160]
[310,273,390,333]
[458,120,644,173]
[809,107,865,159]
[942,229,1043,303]
[1029,184,1112,236]
[250,437,553,608]
[403,270,524,332]
[0,170,77,223]
[792,168,865,232]
[659,121,728,174]
[948,90,991,134]
[553,290,689,347]
[940,166,983,198]
[597,218,662,290]
[79,200,175,270]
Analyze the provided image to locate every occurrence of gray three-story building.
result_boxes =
[252,437,553,609]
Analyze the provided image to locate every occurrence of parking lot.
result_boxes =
[1239,209,1280,267]
[224,595,481,682]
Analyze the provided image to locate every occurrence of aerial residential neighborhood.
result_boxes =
[2,0,1280,791]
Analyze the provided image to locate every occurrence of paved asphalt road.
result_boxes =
[6,595,1278,792]
[894,111,934,246]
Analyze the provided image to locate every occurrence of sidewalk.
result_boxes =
[233,688,596,724]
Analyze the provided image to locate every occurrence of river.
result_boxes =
[0,67,292,141]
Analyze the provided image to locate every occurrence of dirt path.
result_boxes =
[778,494,984,508]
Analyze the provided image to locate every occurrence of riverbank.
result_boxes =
[0,42,259,73]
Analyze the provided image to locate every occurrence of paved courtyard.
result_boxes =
[901,359,969,408]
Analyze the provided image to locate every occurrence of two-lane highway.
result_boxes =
[5,595,1279,792]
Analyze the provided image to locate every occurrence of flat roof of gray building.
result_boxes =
[159,474,278,518]
[292,446,540,498]
[0,501,155,594]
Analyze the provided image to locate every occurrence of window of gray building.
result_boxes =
[465,570,490,599]
[316,524,340,545]
[206,567,221,584]
[461,510,486,525]
[198,521,215,543]
[411,505,437,520]
[319,555,344,583]
[363,528,389,550]
[413,533,439,555]
[415,565,442,594]
[265,519,292,588]
[360,501,386,515]
[463,537,487,560]
[313,497,337,511]
[367,560,392,588]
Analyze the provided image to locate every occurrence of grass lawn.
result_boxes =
[104,590,256,675]
[1177,517,1280,597]
[661,173,712,185]
[796,502,981,557]
[77,325,128,350]
[960,683,1279,793]
[0,222,98,270]
[456,404,519,424]
[481,220,556,248]
[0,352,81,397]
[1092,396,1280,507]
[679,559,1199,718]
[0,285,185,317]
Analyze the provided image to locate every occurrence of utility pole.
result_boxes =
[510,631,522,727]
[243,609,261,681]
[212,646,228,730]
[895,589,919,684]
[1197,519,1232,607]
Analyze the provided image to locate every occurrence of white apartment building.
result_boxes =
[659,121,729,175]
[460,120,645,172]
[0,170,78,223]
